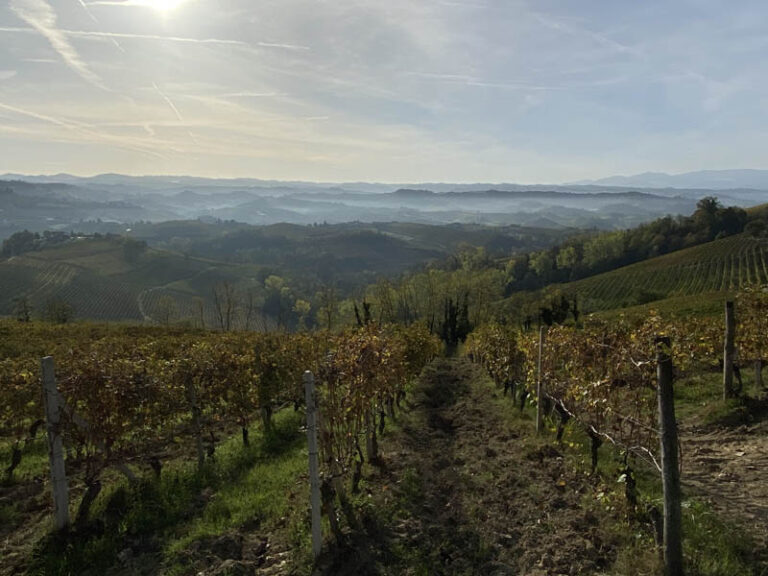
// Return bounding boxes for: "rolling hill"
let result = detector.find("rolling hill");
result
[548,233,768,313]
[0,238,265,326]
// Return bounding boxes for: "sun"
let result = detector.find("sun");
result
[145,0,188,13]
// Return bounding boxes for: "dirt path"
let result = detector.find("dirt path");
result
[322,358,625,575]
[681,407,768,564]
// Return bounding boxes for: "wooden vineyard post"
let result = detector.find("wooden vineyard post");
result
[184,379,205,470]
[41,356,70,531]
[536,325,545,434]
[656,337,683,576]
[723,300,736,400]
[303,371,322,559]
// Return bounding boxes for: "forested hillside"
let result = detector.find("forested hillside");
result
[350,200,765,330]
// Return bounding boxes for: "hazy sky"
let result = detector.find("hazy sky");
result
[0,0,766,182]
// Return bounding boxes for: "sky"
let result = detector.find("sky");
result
[0,0,767,183]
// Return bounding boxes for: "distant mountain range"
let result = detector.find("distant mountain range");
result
[2,171,768,241]
[573,169,768,190]
[5,168,768,193]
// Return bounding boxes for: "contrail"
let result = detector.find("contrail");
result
[222,92,284,98]
[153,82,183,121]
[9,0,107,89]
[68,29,310,50]
[75,0,98,23]
[0,100,168,159]
[75,0,126,53]
[0,25,310,50]
[152,82,199,145]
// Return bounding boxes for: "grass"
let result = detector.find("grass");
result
[682,499,760,576]
[595,291,729,322]
[0,435,49,482]
[482,369,764,576]
[674,367,765,427]
[26,408,311,576]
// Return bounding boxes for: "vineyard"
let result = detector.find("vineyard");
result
[0,238,267,324]
[558,234,768,311]
[469,287,766,467]
[466,287,768,573]
[0,319,440,575]
[1,285,767,574]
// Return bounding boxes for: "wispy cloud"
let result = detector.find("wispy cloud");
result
[405,71,555,91]
[1,0,766,181]
[0,100,168,158]
[0,25,309,51]
[85,0,179,6]
[9,0,107,88]
[532,12,641,58]
[221,92,285,98]
[0,100,94,129]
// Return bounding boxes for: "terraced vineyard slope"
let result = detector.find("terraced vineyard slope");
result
[0,238,265,324]
[556,234,768,311]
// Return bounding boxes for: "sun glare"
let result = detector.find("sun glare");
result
[146,0,187,13]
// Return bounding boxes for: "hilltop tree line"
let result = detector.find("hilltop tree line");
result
[1,230,146,261]
[504,197,751,292]
[356,197,765,331]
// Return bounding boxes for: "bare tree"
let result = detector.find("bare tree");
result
[212,282,238,332]
[155,295,177,326]
[195,298,206,330]
[43,297,74,324]
[13,296,32,323]
[373,279,395,324]
[317,284,337,331]
[244,289,260,331]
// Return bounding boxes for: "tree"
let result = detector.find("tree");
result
[122,238,147,263]
[694,196,721,230]
[293,299,311,330]
[154,295,177,326]
[2,230,38,258]
[194,297,206,329]
[243,289,263,331]
[212,282,238,331]
[43,297,74,324]
[440,294,471,348]
[745,219,767,238]
[13,296,32,322]
[716,206,747,237]
[316,284,338,332]
[555,245,577,270]
[354,300,372,327]
[529,251,555,281]
[263,275,294,329]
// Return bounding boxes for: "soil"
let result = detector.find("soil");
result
[317,358,629,575]
[681,396,768,566]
